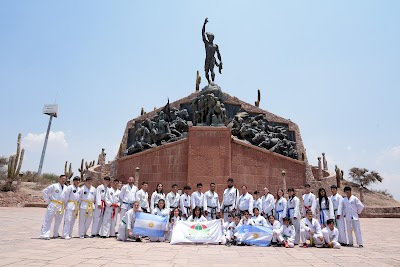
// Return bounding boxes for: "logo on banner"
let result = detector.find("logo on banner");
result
[188,223,210,236]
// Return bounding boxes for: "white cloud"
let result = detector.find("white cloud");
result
[22,131,68,152]
[375,145,400,167]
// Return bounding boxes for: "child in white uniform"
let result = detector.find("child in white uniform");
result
[316,188,334,228]
[322,219,341,249]
[252,207,267,226]
[267,215,282,246]
[279,217,295,248]
[343,186,364,248]
[187,206,208,222]
[150,199,169,242]
[167,208,181,241]
[275,189,287,225]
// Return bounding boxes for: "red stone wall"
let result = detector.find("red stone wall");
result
[231,139,306,195]
[117,139,189,192]
[117,127,307,198]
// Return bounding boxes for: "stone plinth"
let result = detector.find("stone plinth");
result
[117,126,306,197]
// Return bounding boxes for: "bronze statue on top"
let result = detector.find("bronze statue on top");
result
[202,18,223,84]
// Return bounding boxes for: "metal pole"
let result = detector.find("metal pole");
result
[38,115,53,175]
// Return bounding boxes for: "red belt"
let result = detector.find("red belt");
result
[305,206,311,210]
[111,204,118,219]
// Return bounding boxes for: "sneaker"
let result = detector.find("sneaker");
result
[40,236,50,240]
[100,236,106,239]
[359,245,363,248]
[84,234,89,238]
[65,236,71,240]
[348,244,354,247]
[135,238,142,242]
[90,235,96,238]
[302,243,307,248]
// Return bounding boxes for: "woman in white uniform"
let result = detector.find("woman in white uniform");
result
[150,199,169,242]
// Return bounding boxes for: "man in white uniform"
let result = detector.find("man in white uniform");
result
[180,185,191,220]
[221,178,239,221]
[78,177,96,238]
[287,188,301,245]
[100,179,121,238]
[300,210,324,248]
[91,176,110,237]
[261,187,275,218]
[62,176,81,240]
[136,182,149,213]
[204,182,221,220]
[191,183,204,210]
[343,186,364,248]
[119,176,138,219]
[236,185,254,216]
[302,184,316,218]
[40,175,67,240]
[166,184,180,210]
[330,185,347,245]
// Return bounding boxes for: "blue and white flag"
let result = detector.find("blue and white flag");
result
[132,212,168,237]
[237,225,273,247]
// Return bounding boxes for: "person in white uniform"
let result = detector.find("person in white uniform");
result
[316,188,334,228]
[267,214,282,245]
[222,214,233,245]
[300,210,324,248]
[78,177,96,238]
[99,179,121,238]
[62,176,80,240]
[150,183,165,213]
[191,183,204,211]
[286,188,301,244]
[253,191,262,211]
[166,184,180,210]
[252,207,267,226]
[40,175,67,240]
[187,206,208,222]
[179,185,191,221]
[117,201,141,241]
[330,185,347,245]
[322,219,341,249]
[204,182,221,220]
[236,185,254,216]
[302,184,316,218]
[91,176,111,237]
[343,186,364,248]
[238,210,255,226]
[278,217,296,248]
[226,215,240,246]
[275,189,287,225]
[261,187,275,218]
[119,177,138,220]
[167,207,181,241]
[136,182,149,213]
[151,199,170,242]
[221,178,239,221]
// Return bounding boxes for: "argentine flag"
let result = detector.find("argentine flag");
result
[237,225,273,246]
[132,212,168,237]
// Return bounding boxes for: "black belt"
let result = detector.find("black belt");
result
[170,206,177,209]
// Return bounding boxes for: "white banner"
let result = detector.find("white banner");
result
[170,219,222,244]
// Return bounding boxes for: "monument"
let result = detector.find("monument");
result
[116,18,315,197]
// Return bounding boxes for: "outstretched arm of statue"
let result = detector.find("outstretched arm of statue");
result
[202,18,208,44]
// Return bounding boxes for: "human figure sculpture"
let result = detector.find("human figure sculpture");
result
[202,18,223,84]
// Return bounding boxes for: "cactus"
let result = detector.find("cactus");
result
[64,161,73,180]
[141,107,146,116]
[5,133,25,191]
[196,70,201,92]
[255,89,261,107]
[117,142,123,158]
[78,159,95,180]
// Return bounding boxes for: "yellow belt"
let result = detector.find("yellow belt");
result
[83,200,94,217]
[68,200,79,219]
[51,200,64,215]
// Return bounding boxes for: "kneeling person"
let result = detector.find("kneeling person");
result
[117,201,141,241]
[300,210,324,248]
[322,219,341,249]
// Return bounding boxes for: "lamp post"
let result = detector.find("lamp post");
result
[134,167,140,187]
[281,170,287,198]
[38,104,58,176]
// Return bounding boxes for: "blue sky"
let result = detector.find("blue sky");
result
[1,1,399,199]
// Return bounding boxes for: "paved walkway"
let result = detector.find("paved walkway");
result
[0,207,399,267]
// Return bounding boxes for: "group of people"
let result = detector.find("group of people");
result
[39,175,364,249]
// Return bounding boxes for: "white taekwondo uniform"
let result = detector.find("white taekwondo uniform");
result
[62,183,80,239]
[40,182,67,239]
[331,192,346,244]
[179,192,191,220]
[302,192,316,218]
[236,192,254,216]
[150,191,165,213]
[150,207,170,242]
[261,193,275,218]
[119,183,138,220]
[99,187,120,237]
[343,195,364,246]
[300,217,324,246]
[78,184,96,238]
[221,186,239,221]
[203,190,220,220]
[166,191,180,209]
[278,224,296,248]
[191,191,204,210]
[287,195,301,244]
[91,184,108,236]
[322,226,341,249]
[117,208,139,241]
[136,188,149,213]
[316,197,334,228]
[275,196,287,225]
